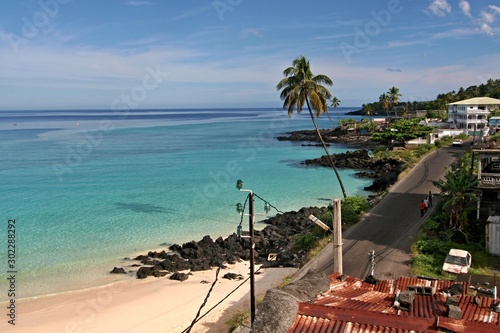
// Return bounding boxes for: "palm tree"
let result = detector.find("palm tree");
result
[363,104,373,117]
[388,86,402,118]
[330,96,341,126]
[379,93,390,115]
[432,163,478,234]
[277,55,347,198]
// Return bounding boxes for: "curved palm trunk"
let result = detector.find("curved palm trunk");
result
[305,98,347,198]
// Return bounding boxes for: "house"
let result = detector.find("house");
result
[475,142,500,255]
[447,97,500,136]
[253,271,500,333]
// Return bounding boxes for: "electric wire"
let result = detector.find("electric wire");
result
[253,192,284,214]
[182,192,284,332]
[183,266,221,333]
[181,265,266,333]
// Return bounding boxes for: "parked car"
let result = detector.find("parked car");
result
[452,139,463,146]
[442,249,472,274]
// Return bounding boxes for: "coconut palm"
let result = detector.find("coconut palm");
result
[277,55,347,198]
[379,93,390,115]
[329,96,341,127]
[363,104,373,117]
[388,86,402,117]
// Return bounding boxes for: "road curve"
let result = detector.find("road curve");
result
[294,143,469,281]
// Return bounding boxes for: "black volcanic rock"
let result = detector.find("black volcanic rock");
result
[130,206,330,279]
[110,267,126,274]
[170,272,189,281]
[303,149,404,193]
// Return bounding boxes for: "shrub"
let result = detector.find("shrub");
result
[341,196,371,229]
[292,233,318,252]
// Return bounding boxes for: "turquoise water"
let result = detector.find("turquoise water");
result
[0,108,371,299]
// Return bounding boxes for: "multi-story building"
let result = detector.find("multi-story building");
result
[448,97,500,136]
[475,145,500,255]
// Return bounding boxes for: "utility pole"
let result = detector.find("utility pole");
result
[332,198,343,274]
[235,180,256,330]
[248,191,256,329]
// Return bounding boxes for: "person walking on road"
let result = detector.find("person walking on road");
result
[428,191,433,207]
[423,197,429,213]
[419,200,426,217]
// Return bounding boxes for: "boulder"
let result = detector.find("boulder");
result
[110,267,126,274]
[170,272,189,281]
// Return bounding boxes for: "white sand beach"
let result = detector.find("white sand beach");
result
[0,262,297,333]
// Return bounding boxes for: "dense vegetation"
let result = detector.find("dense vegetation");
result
[360,78,500,115]
[370,118,434,144]
[412,148,500,278]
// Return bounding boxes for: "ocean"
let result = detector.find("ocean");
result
[0,107,372,300]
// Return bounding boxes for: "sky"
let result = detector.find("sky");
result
[0,0,499,110]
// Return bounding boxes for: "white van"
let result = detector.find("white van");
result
[442,249,472,274]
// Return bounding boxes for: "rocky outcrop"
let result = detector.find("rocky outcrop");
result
[126,207,326,279]
[277,129,376,148]
[110,267,126,274]
[303,149,405,192]
[277,129,406,193]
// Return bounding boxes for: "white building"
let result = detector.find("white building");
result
[447,97,500,136]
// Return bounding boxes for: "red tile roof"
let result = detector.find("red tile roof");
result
[288,273,500,333]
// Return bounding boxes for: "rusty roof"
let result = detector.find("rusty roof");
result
[288,273,500,333]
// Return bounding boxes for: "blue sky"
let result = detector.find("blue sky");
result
[0,0,499,110]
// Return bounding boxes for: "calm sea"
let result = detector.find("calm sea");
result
[0,107,371,300]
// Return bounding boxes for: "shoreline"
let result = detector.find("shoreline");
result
[1,261,297,332]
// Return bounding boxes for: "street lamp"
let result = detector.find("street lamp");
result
[235,179,256,329]
[235,180,276,329]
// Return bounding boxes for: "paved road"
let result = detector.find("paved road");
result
[294,143,469,281]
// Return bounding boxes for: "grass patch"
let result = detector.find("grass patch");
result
[278,274,294,288]
[225,309,250,332]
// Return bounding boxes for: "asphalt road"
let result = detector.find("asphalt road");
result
[294,142,470,281]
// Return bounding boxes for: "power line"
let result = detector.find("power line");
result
[181,265,265,333]
[182,266,222,333]
[182,191,285,332]
[253,192,284,214]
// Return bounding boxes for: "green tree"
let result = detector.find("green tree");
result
[379,93,390,115]
[388,86,402,117]
[277,55,347,198]
[370,118,433,144]
[363,103,373,117]
[329,96,341,126]
[432,163,478,233]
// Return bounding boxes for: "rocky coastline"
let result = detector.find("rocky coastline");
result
[112,206,327,280]
[278,129,405,193]
[111,129,405,281]
[277,128,375,147]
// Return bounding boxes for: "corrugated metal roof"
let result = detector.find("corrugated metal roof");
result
[487,215,500,224]
[288,273,500,333]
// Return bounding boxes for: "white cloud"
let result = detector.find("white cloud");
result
[490,5,500,15]
[481,10,495,24]
[428,0,452,17]
[481,23,494,36]
[459,0,472,18]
